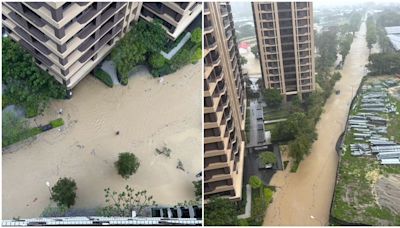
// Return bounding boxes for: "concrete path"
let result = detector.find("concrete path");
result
[100,60,120,85]
[237,184,252,219]
[161,32,191,60]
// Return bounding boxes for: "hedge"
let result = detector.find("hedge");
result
[94,68,113,88]
[50,118,64,128]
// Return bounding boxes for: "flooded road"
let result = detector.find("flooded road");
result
[264,19,371,225]
[2,63,201,219]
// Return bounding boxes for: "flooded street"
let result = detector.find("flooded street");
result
[264,19,371,225]
[2,63,201,219]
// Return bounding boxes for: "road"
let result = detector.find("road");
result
[263,18,370,225]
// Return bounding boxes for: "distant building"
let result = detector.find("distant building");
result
[385,26,400,52]
[252,2,316,101]
[204,2,246,201]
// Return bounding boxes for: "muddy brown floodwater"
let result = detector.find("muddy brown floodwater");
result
[2,63,201,219]
[264,19,372,225]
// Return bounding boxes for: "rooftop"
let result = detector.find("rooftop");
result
[385,26,400,51]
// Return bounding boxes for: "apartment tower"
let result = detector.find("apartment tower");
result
[2,2,142,89]
[252,2,315,100]
[140,2,202,40]
[204,2,246,201]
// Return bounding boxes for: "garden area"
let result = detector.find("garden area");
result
[331,76,400,225]
[109,20,202,85]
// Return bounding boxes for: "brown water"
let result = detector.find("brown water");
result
[2,63,201,219]
[264,19,372,225]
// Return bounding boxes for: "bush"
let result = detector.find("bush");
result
[263,88,283,108]
[259,152,277,165]
[115,152,140,179]
[94,68,113,88]
[50,118,64,128]
[2,111,29,147]
[264,188,273,205]
[149,53,167,69]
[41,204,68,217]
[205,197,239,225]
[249,176,263,189]
[191,48,202,64]
[50,177,77,208]
[191,28,202,45]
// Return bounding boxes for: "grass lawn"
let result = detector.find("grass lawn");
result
[332,77,400,225]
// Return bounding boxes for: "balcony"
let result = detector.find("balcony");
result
[205,36,217,50]
[204,19,214,34]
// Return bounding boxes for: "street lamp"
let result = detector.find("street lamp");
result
[46,181,52,195]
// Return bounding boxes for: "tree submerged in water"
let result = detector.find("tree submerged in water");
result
[99,185,157,217]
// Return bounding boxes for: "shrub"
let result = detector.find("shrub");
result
[171,48,191,71]
[263,88,283,108]
[2,111,29,147]
[191,28,202,45]
[149,53,167,69]
[94,68,113,88]
[115,152,140,179]
[50,177,77,208]
[264,188,273,205]
[205,197,239,225]
[50,118,64,128]
[41,204,68,217]
[259,152,277,165]
[191,48,202,64]
[249,176,263,189]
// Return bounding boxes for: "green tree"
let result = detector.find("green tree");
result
[193,180,202,201]
[50,178,77,208]
[115,152,140,179]
[171,48,191,71]
[259,152,277,165]
[149,53,167,69]
[100,185,156,217]
[288,133,312,163]
[133,20,167,54]
[249,175,263,189]
[2,38,66,117]
[367,53,400,75]
[251,46,259,58]
[315,29,338,72]
[263,88,283,108]
[240,55,248,65]
[191,27,202,45]
[366,16,377,51]
[191,48,202,64]
[2,111,28,147]
[204,197,238,226]
[339,33,353,62]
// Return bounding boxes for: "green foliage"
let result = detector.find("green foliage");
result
[149,53,167,69]
[115,152,140,179]
[367,53,400,75]
[366,16,377,50]
[100,185,156,217]
[50,177,77,208]
[259,152,276,165]
[251,46,259,58]
[50,118,64,128]
[264,188,273,205]
[263,88,283,108]
[111,20,167,84]
[191,28,202,45]
[2,38,66,117]
[171,48,191,71]
[236,24,256,40]
[2,111,29,147]
[315,29,338,71]
[193,180,202,201]
[205,197,238,226]
[240,55,248,65]
[191,48,202,64]
[288,133,312,163]
[339,33,354,62]
[349,11,362,35]
[249,176,263,189]
[41,204,68,217]
[94,68,113,88]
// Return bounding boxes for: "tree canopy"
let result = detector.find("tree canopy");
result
[191,27,202,45]
[204,197,239,226]
[2,37,66,117]
[367,53,400,75]
[263,88,283,108]
[50,178,77,208]
[249,176,263,189]
[259,152,277,165]
[114,152,140,179]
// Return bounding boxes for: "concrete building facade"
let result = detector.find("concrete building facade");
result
[204,2,246,201]
[252,2,315,100]
[140,2,202,40]
[2,2,142,89]
[2,2,202,89]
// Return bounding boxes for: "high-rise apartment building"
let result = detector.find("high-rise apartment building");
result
[140,2,202,40]
[204,2,246,201]
[2,2,202,90]
[2,2,142,89]
[252,2,315,101]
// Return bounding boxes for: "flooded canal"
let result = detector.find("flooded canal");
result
[264,19,372,225]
